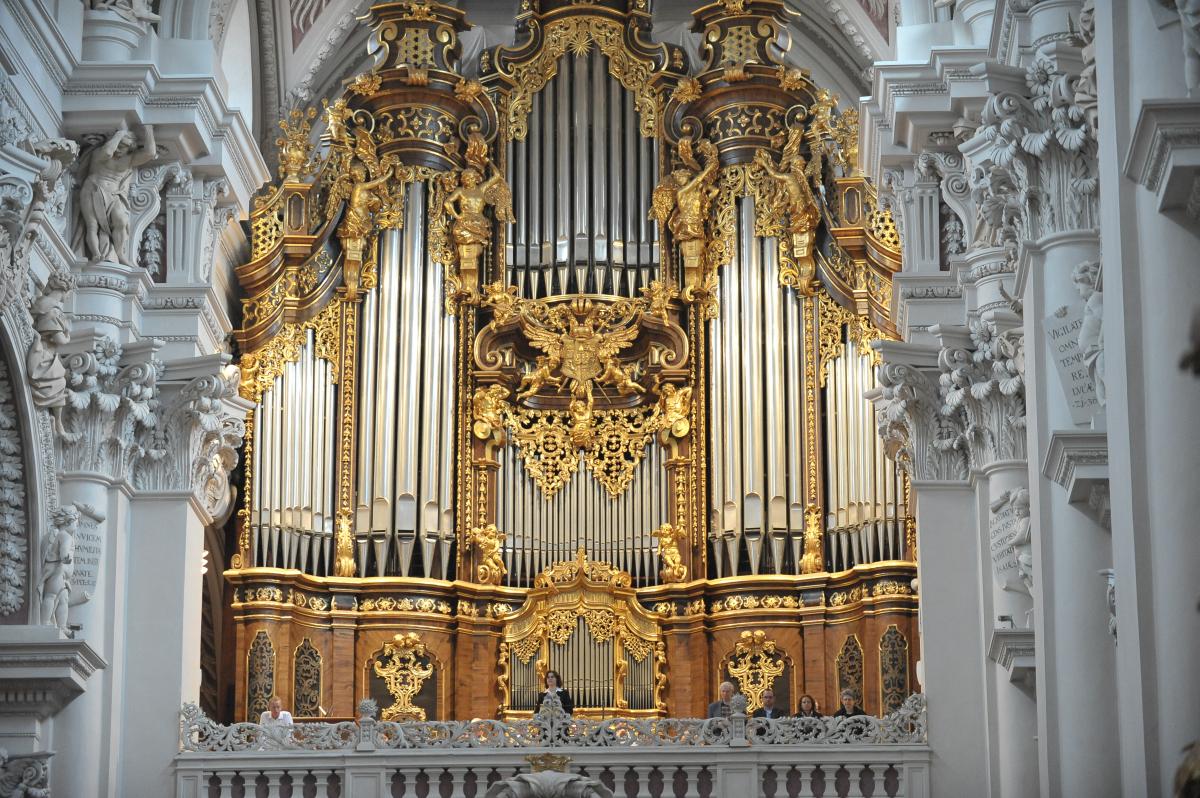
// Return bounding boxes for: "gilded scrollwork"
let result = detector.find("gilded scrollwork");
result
[726,630,785,713]
[374,633,435,721]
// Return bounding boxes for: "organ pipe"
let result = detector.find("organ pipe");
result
[823,334,909,571]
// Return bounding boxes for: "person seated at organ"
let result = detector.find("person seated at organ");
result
[795,694,822,718]
[751,688,788,718]
[833,689,866,718]
[534,669,574,715]
[707,680,736,718]
[259,696,294,727]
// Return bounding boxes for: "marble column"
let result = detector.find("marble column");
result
[115,493,207,798]
[1021,229,1118,798]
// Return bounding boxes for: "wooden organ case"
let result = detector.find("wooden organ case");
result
[225,0,919,725]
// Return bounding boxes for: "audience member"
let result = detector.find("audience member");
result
[534,669,575,715]
[751,689,787,718]
[795,694,822,718]
[832,689,866,718]
[259,696,294,726]
[707,681,735,718]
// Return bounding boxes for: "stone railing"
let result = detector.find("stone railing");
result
[175,695,930,797]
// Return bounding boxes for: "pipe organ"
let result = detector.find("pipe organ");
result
[226,0,918,725]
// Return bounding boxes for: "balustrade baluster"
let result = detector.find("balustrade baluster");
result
[263,768,284,798]
[214,769,237,798]
[631,765,653,798]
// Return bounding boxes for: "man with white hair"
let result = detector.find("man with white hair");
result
[707,681,736,718]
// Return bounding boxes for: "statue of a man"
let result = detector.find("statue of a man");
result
[78,121,156,266]
[39,505,80,630]
[86,0,160,25]
[27,272,73,435]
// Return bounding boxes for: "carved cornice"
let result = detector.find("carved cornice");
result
[0,629,106,719]
[1123,98,1200,217]
[1042,429,1109,530]
[987,627,1035,689]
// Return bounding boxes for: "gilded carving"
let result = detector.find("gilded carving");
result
[650,136,720,308]
[374,633,435,721]
[726,630,785,713]
[467,523,507,585]
[879,625,909,714]
[443,131,514,300]
[755,126,821,294]
[652,523,687,583]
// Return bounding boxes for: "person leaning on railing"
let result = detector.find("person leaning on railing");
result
[259,696,294,727]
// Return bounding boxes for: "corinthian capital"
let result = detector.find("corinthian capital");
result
[937,319,1027,468]
[133,359,247,521]
[873,361,969,482]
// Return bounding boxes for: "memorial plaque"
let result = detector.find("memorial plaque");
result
[71,517,102,605]
[988,499,1024,593]
[1045,303,1099,424]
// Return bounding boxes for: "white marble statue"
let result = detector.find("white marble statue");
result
[1072,260,1105,406]
[483,772,613,798]
[85,0,160,26]
[1007,487,1034,601]
[1180,0,1200,94]
[970,165,1021,248]
[77,121,156,266]
[26,272,73,435]
[38,505,80,630]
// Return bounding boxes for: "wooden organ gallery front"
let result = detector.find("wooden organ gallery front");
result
[225,0,919,725]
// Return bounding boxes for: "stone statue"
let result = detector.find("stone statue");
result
[1179,0,1200,94]
[443,161,513,294]
[1007,487,1034,601]
[78,121,156,266]
[26,271,73,435]
[970,165,1022,248]
[1072,260,1104,406]
[85,0,160,26]
[38,505,80,630]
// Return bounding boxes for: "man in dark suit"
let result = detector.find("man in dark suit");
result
[751,689,787,719]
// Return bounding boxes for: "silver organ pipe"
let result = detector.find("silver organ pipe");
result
[823,334,909,570]
[709,198,821,576]
[251,337,337,574]
[496,444,668,588]
[506,53,658,298]
[252,181,457,579]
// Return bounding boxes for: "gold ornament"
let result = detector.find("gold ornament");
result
[374,633,435,721]
[275,107,318,182]
[472,384,509,439]
[467,523,506,585]
[754,126,821,295]
[650,137,720,304]
[443,132,514,297]
[727,630,785,713]
[652,523,687,583]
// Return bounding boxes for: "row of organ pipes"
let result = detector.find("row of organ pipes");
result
[504,51,659,299]
[353,183,457,579]
[251,332,337,574]
[823,334,908,570]
[495,441,669,588]
[708,197,807,577]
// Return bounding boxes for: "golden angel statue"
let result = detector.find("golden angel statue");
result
[467,523,506,585]
[443,154,514,295]
[755,126,822,294]
[650,137,720,297]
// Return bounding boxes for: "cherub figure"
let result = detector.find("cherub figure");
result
[755,128,822,293]
[517,354,563,401]
[653,523,688,583]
